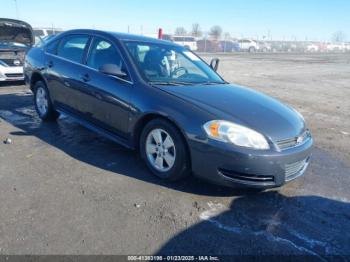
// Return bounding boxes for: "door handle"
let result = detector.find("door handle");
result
[80,73,91,82]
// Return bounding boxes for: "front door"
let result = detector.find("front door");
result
[75,37,132,138]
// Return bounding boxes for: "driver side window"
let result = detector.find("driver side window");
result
[87,37,128,79]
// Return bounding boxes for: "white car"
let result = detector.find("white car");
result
[326,43,345,52]
[33,27,64,38]
[238,39,260,53]
[0,18,34,82]
[34,28,64,45]
[306,44,319,52]
[238,39,259,52]
[173,36,198,51]
[257,41,271,52]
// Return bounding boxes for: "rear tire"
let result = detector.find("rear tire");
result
[33,81,59,121]
[249,46,256,53]
[140,118,190,181]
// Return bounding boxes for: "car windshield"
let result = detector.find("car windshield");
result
[124,41,225,85]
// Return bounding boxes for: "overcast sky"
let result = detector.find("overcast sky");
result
[1,0,349,41]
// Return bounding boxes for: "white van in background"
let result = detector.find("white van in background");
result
[33,28,64,45]
[33,28,64,38]
[173,36,198,51]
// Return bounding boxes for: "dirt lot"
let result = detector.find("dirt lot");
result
[0,53,350,258]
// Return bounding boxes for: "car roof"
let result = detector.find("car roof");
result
[61,29,178,46]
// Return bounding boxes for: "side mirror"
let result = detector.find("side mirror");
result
[99,64,127,78]
[210,58,220,72]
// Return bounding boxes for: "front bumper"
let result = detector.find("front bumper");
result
[0,66,24,81]
[189,136,313,189]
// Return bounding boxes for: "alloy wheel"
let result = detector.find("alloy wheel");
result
[146,128,176,172]
[36,87,49,116]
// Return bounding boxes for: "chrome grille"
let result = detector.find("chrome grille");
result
[5,73,23,78]
[276,130,311,150]
[0,51,16,58]
[285,158,309,181]
[0,59,23,66]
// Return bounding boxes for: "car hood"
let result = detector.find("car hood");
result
[0,18,34,47]
[158,84,305,141]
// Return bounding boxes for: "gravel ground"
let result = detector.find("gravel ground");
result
[0,53,349,258]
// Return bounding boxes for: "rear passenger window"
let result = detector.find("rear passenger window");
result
[57,35,89,63]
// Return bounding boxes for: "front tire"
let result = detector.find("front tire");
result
[33,81,59,121]
[140,119,190,181]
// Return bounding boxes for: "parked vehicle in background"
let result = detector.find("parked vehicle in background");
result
[269,41,305,53]
[238,39,259,52]
[34,28,64,46]
[33,27,64,38]
[173,36,197,51]
[24,29,313,189]
[197,39,220,52]
[34,34,59,47]
[326,43,345,52]
[218,40,240,52]
[257,41,271,52]
[160,34,173,42]
[0,18,34,82]
[306,43,319,52]
[344,43,350,52]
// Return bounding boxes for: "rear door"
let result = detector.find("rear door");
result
[74,36,132,138]
[45,34,91,114]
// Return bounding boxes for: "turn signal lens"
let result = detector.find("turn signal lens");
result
[208,121,220,137]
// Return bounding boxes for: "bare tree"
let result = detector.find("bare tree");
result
[175,27,187,36]
[191,23,202,37]
[332,31,346,43]
[209,25,223,40]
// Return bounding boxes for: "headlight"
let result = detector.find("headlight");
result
[203,120,270,150]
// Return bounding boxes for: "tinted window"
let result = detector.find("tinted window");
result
[87,38,124,71]
[46,39,59,54]
[57,35,89,63]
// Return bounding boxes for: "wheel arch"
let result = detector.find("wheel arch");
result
[29,72,47,92]
[132,113,192,167]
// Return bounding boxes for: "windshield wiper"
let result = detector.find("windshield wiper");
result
[149,81,194,86]
[198,81,227,85]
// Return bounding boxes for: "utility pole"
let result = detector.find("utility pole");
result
[13,0,19,19]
